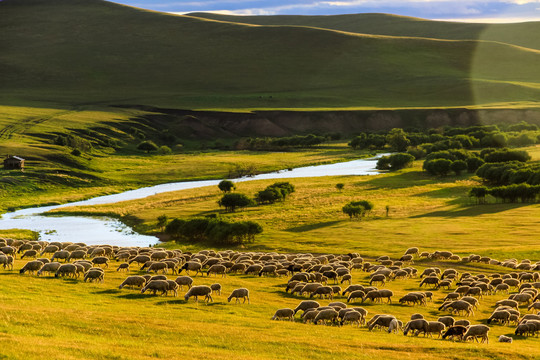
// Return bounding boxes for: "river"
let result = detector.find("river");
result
[0,155,385,247]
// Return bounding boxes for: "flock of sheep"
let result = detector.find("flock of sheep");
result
[2,238,540,345]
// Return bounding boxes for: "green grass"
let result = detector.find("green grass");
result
[1,0,539,110]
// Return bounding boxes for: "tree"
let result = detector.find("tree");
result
[218,193,252,212]
[423,158,452,176]
[137,140,159,153]
[377,153,414,171]
[469,186,488,204]
[451,160,467,175]
[218,180,236,193]
[158,145,172,154]
[342,203,365,219]
[336,183,344,191]
[386,128,411,152]
[156,215,168,231]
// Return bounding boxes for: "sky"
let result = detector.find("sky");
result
[110,0,540,23]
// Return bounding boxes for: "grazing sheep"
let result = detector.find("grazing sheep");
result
[20,250,38,259]
[258,265,277,277]
[299,283,322,297]
[227,288,250,304]
[91,256,109,268]
[128,254,151,265]
[443,293,460,302]
[403,319,429,336]
[495,299,519,310]
[40,245,59,256]
[494,283,510,294]
[207,264,227,277]
[19,260,44,275]
[245,264,264,275]
[210,283,222,295]
[185,285,213,303]
[498,335,513,343]
[313,309,339,325]
[426,321,446,338]
[141,280,169,296]
[510,293,533,306]
[404,247,419,257]
[442,325,468,341]
[67,250,87,261]
[370,274,386,286]
[37,262,61,276]
[146,261,168,274]
[454,319,470,327]
[55,263,77,278]
[340,274,352,285]
[368,314,396,332]
[116,263,129,272]
[84,269,105,283]
[528,301,540,314]
[293,300,320,315]
[340,310,362,327]
[302,309,320,324]
[310,286,333,300]
[166,280,179,297]
[399,293,424,306]
[410,313,424,320]
[51,250,70,262]
[272,308,294,321]
[342,284,365,296]
[463,324,490,343]
[150,251,168,261]
[487,310,511,325]
[438,316,455,328]
[419,276,439,288]
[119,275,147,289]
[180,261,204,276]
[0,255,13,270]
[439,300,474,317]
[174,276,194,290]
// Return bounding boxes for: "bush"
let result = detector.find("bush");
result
[342,203,364,219]
[466,157,485,173]
[255,182,295,204]
[376,153,414,171]
[71,149,81,156]
[386,128,410,152]
[483,149,531,163]
[451,160,467,175]
[137,140,159,153]
[218,180,236,193]
[423,158,452,176]
[336,183,344,191]
[158,145,172,154]
[217,193,253,212]
[469,186,489,204]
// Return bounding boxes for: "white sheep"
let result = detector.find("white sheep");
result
[227,288,250,304]
[272,308,294,321]
[184,285,213,303]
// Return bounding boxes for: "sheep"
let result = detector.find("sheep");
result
[313,309,339,325]
[495,299,519,310]
[442,325,468,341]
[310,286,333,300]
[443,293,460,302]
[368,315,396,332]
[461,296,480,310]
[399,293,424,306]
[206,264,227,277]
[141,280,169,296]
[180,261,204,276]
[369,274,386,286]
[487,310,511,325]
[146,261,168,274]
[299,283,322,297]
[272,308,294,321]
[463,324,490,343]
[339,310,362,327]
[419,276,439,288]
[227,288,250,304]
[245,264,264,276]
[174,276,193,290]
[293,300,320,315]
[258,265,277,277]
[51,250,70,262]
[150,251,168,261]
[510,293,533,306]
[378,289,393,303]
[438,316,455,328]
[119,275,147,289]
[67,250,87,261]
[37,262,61,276]
[426,321,446,338]
[498,335,513,343]
[19,260,44,275]
[302,309,320,324]
[528,301,540,314]
[404,247,419,257]
[91,256,109,268]
[494,283,510,294]
[210,283,222,295]
[84,269,105,283]
[185,285,213,303]
[20,250,38,259]
[55,263,77,278]
[166,280,179,297]
[116,263,129,272]
[0,255,13,270]
[340,274,352,284]
[403,319,429,336]
[439,300,474,317]
[342,284,365,296]
[128,254,151,265]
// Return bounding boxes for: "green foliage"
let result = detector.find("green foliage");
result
[71,149,81,156]
[406,146,427,159]
[488,184,540,203]
[137,140,159,153]
[236,134,326,150]
[423,158,452,176]
[466,157,485,173]
[335,183,344,191]
[469,186,489,204]
[165,217,262,245]
[218,193,253,212]
[386,128,410,152]
[156,214,168,231]
[218,180,236,193]
[158,145,172,154]
[342,199,374,219]
[482,148,531,163]
[54,134,93,152]
[255,182,295,205]
[450,160,467,175]
[476,162,540,185]
[376,153,414,171]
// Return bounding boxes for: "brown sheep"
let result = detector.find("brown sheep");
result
[272,308,294,321]
[463,324,490,343]
[119,276,146,289]
[141,280,169,296]
[227,288,250,304]
[293,300,320,315]
[175,276,193,290]
[403,319,429,336]
[19,260,43,275]
[426,321,446,338]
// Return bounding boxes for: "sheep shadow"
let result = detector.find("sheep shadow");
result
[117,293,148,300]
[93,289,121,295]
[155,299,186,305]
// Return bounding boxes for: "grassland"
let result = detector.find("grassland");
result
[1,0,539,110]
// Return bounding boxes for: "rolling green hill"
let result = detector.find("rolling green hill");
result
[189,12,540,51]
[1,0,539,110]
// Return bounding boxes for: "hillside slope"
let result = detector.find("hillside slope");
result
[0,0,539,110]
[189,12,540,51]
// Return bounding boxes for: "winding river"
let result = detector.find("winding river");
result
[0,155,386,247]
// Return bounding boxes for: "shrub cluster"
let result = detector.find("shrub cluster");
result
[342,200,374,219]
[376,153,414,171]
[255,182,295,204]
[422,149,483,176]
[476,162,540,186]
[470,184,540,203]
[235,134,326,150]
[54,134,93,152]
[165,218,263,245]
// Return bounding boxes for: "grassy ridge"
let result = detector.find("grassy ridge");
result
[189,13,540,50]
[1,0,539,110]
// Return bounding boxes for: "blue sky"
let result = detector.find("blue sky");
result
[111,0,540,22]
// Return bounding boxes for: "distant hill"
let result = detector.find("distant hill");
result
[1,0,539,110]
[189,13,540,51]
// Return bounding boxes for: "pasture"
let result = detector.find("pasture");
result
[0,242,539,360]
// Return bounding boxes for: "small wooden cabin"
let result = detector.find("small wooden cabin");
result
[4,155,25,170]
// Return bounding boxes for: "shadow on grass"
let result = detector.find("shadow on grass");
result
[93,289,121,295]
[117,293,147,300]
[285,220,343,233]
[410,203,531,219]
